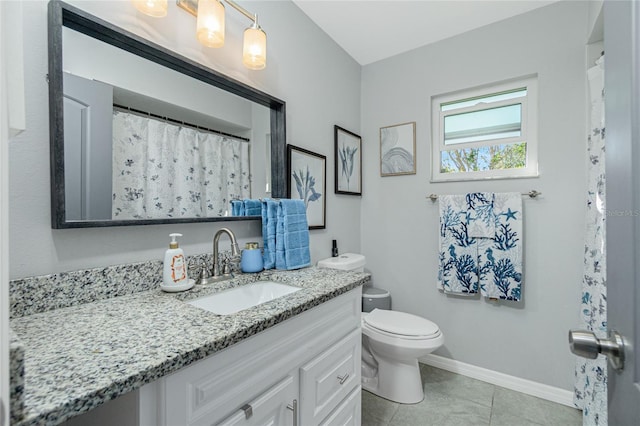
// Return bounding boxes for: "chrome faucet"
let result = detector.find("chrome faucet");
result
[212,228,240,279]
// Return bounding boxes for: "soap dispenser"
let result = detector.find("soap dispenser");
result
[161,233,193,292]
[241,242,264,273]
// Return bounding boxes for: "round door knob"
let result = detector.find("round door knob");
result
[568,330,600,359]
[568,329,625,371]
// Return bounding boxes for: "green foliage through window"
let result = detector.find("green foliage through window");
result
[440,143,527,173]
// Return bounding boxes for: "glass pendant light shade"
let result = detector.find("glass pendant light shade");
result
[242,25,267,70]
[132,0,168,18]
[197,0,225,48]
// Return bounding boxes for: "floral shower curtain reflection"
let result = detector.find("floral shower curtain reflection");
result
[111,111,250,219]
[574,55,607,426]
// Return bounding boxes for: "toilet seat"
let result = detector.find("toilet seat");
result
[362,309,441,341]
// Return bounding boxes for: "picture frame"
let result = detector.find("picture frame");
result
[380,121,416,176]
[287,145,326,229]
[334,125,362,196]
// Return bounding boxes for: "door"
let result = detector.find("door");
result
[0,2,12,424]
[63,72,113,221]
[603,0,640,423]
[569,1,640,423]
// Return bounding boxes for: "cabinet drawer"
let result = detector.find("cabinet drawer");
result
[300,328,361,425]
[217,374,297,426]
[319,386,361,426]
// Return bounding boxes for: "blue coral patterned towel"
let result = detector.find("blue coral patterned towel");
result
[438,194,480,295]
[261,198,278,269]
[243,199,262,216]
[478,192,523,301]
[438,192,524,301]
[275,199,311,270]
[466,192,495,238]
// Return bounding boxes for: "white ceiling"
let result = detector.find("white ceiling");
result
[292,0,559,65]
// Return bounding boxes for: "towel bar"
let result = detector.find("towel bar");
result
[426,190,541,202]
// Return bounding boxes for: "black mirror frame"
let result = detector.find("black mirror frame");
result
[48,0,286,228]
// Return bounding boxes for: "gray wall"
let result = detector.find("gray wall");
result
[360,1,587,391]
[9,0,361,278]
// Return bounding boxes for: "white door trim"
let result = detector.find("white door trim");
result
[0,2,11,423]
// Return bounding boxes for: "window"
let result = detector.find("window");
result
[431,76,538,182]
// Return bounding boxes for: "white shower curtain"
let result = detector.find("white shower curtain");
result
[574,55,607,426]
[112,111,250,219]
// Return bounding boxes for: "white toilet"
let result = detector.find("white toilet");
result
[318,253,445,404]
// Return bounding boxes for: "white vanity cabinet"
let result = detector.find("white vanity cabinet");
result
[139,287,362,426]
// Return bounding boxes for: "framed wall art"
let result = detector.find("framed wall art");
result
[287,145,326,229]
[334,125,362,196]
[380,121,416,176]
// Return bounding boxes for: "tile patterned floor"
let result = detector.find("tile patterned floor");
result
[362,364,582,426]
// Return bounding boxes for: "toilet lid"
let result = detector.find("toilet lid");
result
[363,309,440,337]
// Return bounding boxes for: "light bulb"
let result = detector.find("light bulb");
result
[132,0,167,18]
[243,25,266,70]
[197,0,225,48]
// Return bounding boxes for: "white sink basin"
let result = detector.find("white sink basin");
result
[187,281,301,315]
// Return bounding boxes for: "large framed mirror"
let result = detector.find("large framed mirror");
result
[48,0,286,228]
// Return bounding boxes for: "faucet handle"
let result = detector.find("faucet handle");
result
[198,261,210,285]
[221,258,232,276]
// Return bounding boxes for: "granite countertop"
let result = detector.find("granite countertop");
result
[10,267,369,426]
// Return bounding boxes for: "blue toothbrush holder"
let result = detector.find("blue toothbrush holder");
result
[241,242,264,273]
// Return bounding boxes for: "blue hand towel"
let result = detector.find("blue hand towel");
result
[231,200,243,216]
[261,198,278,269]
[244,199,262,216]
[275,199,311,270]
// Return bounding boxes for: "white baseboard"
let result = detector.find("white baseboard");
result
[420,354,576,408]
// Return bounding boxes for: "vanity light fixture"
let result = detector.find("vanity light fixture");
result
[184,0,267,70]
[135,0,267,70]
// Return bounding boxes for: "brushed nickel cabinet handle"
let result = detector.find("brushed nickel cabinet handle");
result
[286,399,298,426]
[337,373,349,384]
[241,403,253,419]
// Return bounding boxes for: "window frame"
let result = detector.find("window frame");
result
[431,75,538,182]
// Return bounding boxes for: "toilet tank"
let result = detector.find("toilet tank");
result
[317,253,366,272]
[362,287,391,312]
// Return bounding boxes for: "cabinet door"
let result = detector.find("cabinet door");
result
[300,329,361,425]
[319,387,361,426]
[217,374,297,426]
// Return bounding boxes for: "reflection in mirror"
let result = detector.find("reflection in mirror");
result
[63,26,270,220]
[48,1,286,228]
